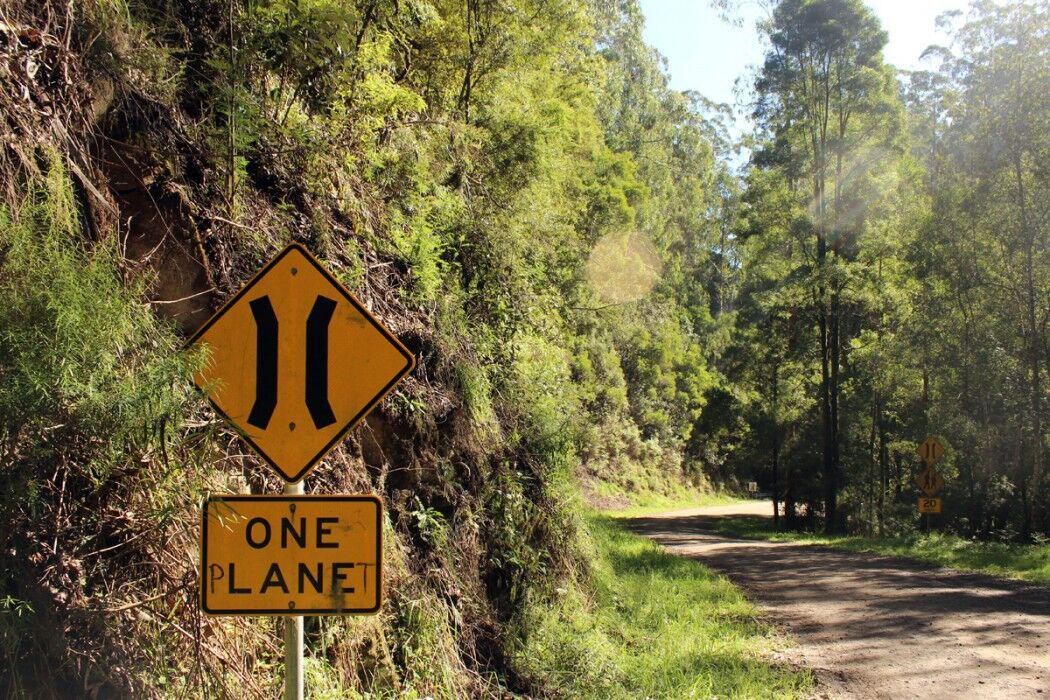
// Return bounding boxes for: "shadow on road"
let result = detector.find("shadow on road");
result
[628,514,1050,618]
[625,510,1050,699]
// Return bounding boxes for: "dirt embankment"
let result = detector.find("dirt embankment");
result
[630,503,1050,699]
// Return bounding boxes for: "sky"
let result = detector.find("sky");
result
[638,0,970,138]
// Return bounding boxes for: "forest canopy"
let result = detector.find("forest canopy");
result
[0,0,1046,696]
[727,0,1049,541]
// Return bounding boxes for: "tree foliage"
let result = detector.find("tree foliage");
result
[0,0,740,694]
[732,0,1050,541]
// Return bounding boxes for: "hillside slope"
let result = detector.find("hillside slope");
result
[0,0,738,696]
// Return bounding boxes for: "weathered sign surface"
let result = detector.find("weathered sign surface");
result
[187,244,414,482]
[915,436,945,466]
[201,495,382,615]
[917,497,942,514]
[915,465,945,497]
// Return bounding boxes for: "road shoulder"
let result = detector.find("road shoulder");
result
[628,504,1050,699]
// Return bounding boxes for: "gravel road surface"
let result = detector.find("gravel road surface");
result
[628,503,1050,699]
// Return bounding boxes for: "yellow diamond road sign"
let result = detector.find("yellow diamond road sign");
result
[916,465,945,497]
[916,436,945,466]
[201,494,382,615]
[188,244,414,482]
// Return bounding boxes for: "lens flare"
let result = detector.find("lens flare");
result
[586,232,663,304]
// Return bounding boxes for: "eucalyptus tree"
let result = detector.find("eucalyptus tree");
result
[919,1,1050,537]
[733,163,818,526]
[751,0,901,531]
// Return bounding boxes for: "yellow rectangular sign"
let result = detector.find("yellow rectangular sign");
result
[201,495,382,615]
[918,497,942,514]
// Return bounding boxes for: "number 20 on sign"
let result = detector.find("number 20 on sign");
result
[918,497,942,515]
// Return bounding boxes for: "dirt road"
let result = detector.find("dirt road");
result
[628,503,1050,699]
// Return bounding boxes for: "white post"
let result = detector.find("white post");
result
[284,480,304,700]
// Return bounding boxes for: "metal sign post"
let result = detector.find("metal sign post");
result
[189,244,412,699]
[914,436,946,531]
[284,481,304,700]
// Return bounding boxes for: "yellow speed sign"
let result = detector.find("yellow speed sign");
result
[917,497,942,514]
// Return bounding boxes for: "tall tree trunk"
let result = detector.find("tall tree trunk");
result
[1017,419,1030,540]
[458,0,479,122]
[785,426,797,529]
[868,394,878,535]
[825,292,841,534]
[817,178,832,533]
[772,361,780,528]
[878,400,888,537]
[819,310,833,528]
[1015,154,1040,540]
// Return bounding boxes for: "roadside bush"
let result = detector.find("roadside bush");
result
[0,160,204,695]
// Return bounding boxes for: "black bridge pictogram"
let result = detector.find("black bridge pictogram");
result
[247,294,338,430]
[305,295,337,428]
[248,296,278,429]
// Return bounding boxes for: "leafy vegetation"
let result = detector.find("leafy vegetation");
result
[0,0,748,695]
[719,0,1050,543]
[0,0,1047,695]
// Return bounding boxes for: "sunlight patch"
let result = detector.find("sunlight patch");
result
[587,232,663,304]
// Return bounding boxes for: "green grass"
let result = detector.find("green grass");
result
[587,472,742,519]
[602,491,743,519]
[604,495,743,522]
[714,516,1050,587]
[512,514,811,699]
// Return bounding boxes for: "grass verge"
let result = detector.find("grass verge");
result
[512,514,812,699]
[601,491,743,519]
[714,516,1050,587]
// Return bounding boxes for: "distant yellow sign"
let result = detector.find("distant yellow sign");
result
[187,244,415,482]
[915,465,945,496]
[201,495,382,615]
[918,497,942,514]
[915,436,945,466]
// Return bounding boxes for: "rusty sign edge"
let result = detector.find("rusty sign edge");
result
[184,243,416,482]
[199,493,384,616]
